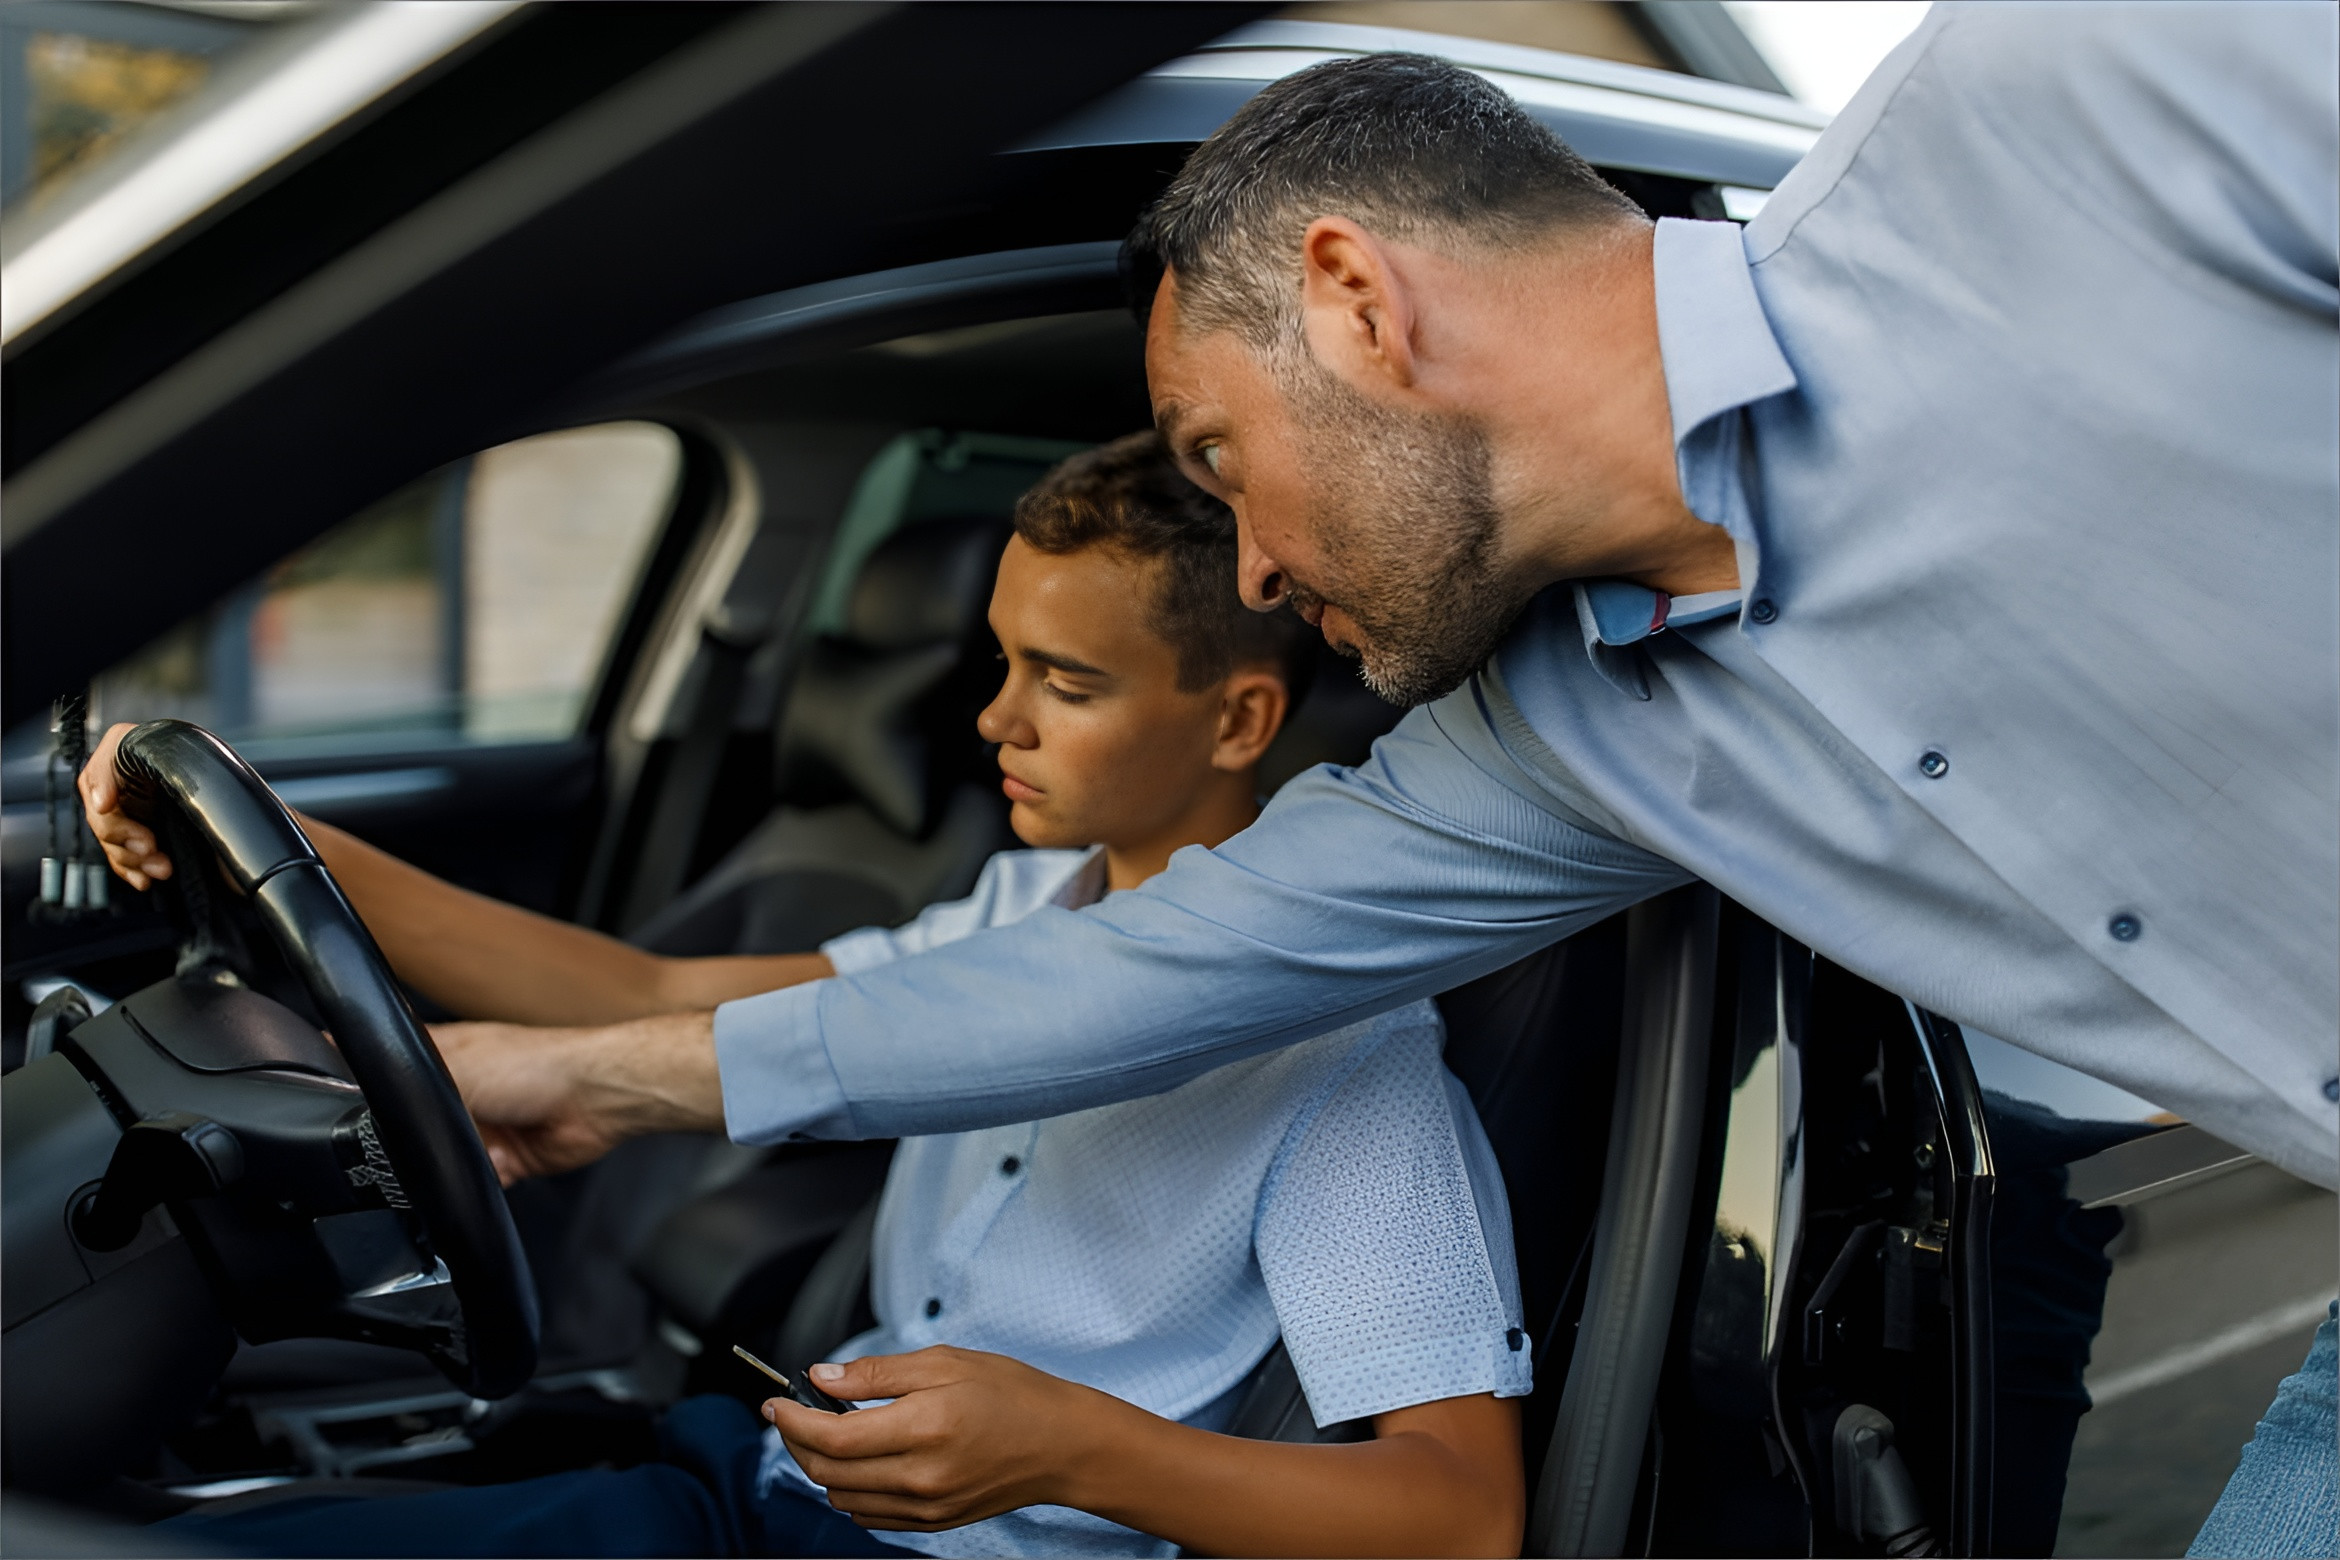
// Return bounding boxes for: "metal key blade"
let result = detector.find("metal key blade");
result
[731,1344,794,1392]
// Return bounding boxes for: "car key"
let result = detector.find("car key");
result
[732,1344,854,1413]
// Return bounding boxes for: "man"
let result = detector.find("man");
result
[157,436,1530,1558]
[90,3,2337,1548]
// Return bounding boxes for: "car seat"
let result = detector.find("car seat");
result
[627,515,1017,959]
[526,514,1017,1376]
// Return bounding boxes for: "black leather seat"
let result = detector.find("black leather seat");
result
[630,516,1016,960]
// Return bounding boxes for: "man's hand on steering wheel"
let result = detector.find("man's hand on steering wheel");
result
[79,721,177,890]
[434,1013,730,1186]
[432,1021,634,1185]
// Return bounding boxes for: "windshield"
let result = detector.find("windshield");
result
[0,2,516,348]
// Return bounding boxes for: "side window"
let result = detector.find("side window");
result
[92,422,681,750]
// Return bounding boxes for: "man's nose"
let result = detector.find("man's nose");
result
[1237,529,1290,613]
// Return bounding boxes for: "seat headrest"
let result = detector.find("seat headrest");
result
[779,642,958,835]
[845,518,1010,651]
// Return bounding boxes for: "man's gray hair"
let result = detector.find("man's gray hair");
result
[1123,52,1646,353]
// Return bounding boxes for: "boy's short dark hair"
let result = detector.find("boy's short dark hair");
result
[1013,432,1316,705]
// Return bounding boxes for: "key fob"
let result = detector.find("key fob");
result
[732,1344,854,1414]
[787,1370,854,1415]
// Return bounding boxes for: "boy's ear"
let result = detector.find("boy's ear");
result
[1210,668,1290,774]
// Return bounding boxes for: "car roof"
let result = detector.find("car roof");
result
[1036,20,1825,187]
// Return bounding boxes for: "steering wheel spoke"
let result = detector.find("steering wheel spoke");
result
[57,721,539,1398]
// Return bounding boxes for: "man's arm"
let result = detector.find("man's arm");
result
[770,1347,1523,1558]
[425,675,1680,1168]
[78,723,830,1025]
[718,682,1689,1144]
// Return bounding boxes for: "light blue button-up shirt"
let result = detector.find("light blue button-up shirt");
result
[754,846,1529,1559]
[716,4,2339,1185]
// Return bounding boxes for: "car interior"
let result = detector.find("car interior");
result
[2,155,2044,1557]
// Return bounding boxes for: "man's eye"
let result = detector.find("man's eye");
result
[1201,444,1223,476]
[1045,682,1089,705]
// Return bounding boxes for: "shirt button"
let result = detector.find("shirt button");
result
[1000,1156,1021,1176]
[924,1297,942,1318]
[1919,750,1949,779]
[1505,1327,1525,1353]
[2108,912,2142,943]
[1748,598,1778,624]
[2324,1076,2339,1104]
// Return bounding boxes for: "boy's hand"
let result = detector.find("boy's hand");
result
[78,722,174,890]
[768,1347,1128,1531]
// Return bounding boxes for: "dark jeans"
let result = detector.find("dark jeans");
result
[1990,1161,2127,1557]
[162,1396,916,1558]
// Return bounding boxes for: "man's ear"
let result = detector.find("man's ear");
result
[1299,217,1419,391]
[1211,668,1290,774]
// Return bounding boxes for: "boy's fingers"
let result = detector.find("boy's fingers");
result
[810,1347,958,1402]
[815,1488,952,1529]
[78,724,136,813]
[97,834,170,886]
[781,1440,940,1504]
[80,726,177,886]
[767,1396,924,1464]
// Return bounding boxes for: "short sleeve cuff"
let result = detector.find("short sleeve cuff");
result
[713,982,856,1145]
[819,925,901,977]
[1290,1329,1535,1428]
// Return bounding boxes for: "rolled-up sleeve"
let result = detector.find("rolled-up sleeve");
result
[716,677,1689,1144]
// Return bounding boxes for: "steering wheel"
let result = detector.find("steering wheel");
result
[103,719,537,1397]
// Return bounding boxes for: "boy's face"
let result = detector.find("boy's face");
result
[978,536,1280,854]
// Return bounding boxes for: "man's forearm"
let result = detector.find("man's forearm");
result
[729,718,1682,1144]
[570,1010,730,1137]
[1060,1392,1523,1558]
[302,815,829,1024]
[442,1009,729,1182]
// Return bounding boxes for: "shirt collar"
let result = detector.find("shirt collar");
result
[1052,846,1109,911]
[1650,216,1799,462]
[1564,220,1795,698]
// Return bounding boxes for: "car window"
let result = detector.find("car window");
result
[91,422,681,752]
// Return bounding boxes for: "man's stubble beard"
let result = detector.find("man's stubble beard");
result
[1281,356,1536,708]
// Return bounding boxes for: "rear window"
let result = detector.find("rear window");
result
[90,421,681,751]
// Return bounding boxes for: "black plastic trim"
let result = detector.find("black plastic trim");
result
[1905,1002,1996,1558]
[1534,884,1720,1556]
[577,241,1125,412]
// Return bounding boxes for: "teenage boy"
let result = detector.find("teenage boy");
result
[142,434,1531,1559]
